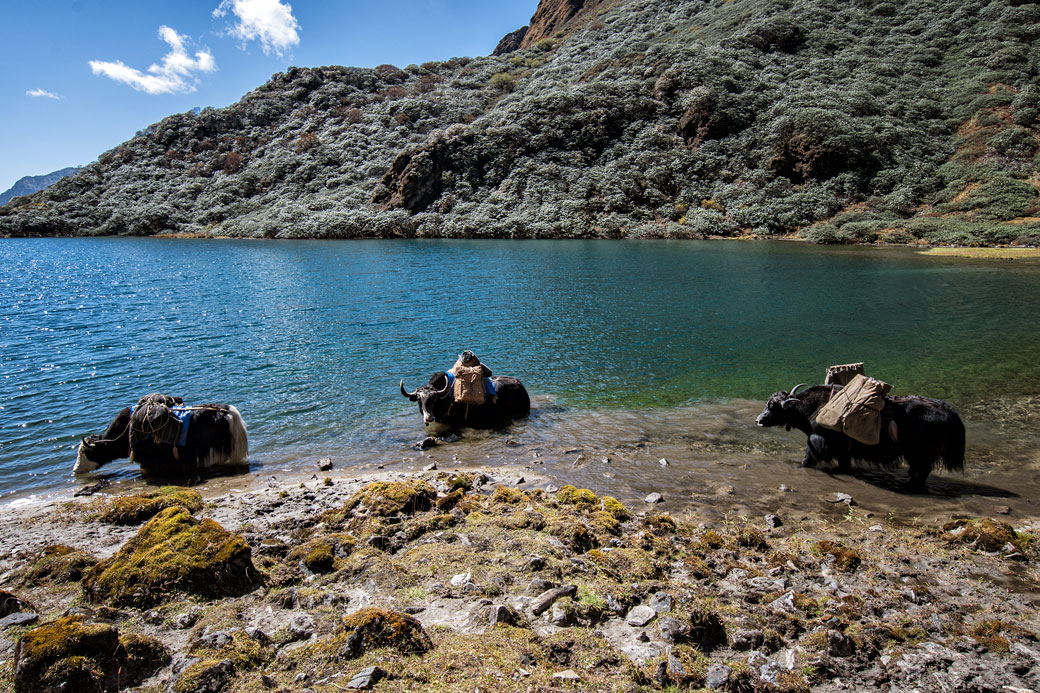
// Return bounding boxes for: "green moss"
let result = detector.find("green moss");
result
[346,480,436,516]
[588,547,661,580]
[438,472,475,492]
[737,526,768,550]
[340,608,432,657]
[814,540,862,572]
[23,544,97,585]
[599,496,631,521]
[83,506,259,607]
[589,511,621,536]
[700,529,727,549]
[172,658,234,693]
[287,534,355,574]
[98,486,203,525]
[556,485,598,508]
[435,488,464,511]
[943,518,1024,553]
[489,485,529,504]
[14,616,167,692]
[644,514,678,535]
[545,515,598,553]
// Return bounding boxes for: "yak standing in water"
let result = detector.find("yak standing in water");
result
[75,394,248,475]
[756,384,965,491]
[400,372,530,428]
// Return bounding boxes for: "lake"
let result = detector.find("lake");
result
[2,238,1040,507]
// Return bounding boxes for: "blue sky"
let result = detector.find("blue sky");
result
[0,0,536,193]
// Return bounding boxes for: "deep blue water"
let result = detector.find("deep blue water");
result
[2,238,1039,499]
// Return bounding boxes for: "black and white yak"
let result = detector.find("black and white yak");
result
[400,372,531,429]
[75,395,248,475]
[756,384,965,491]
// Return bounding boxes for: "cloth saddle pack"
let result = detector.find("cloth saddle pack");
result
[451,365,489,405]
[129,394,190,448]
[815,373,892,445]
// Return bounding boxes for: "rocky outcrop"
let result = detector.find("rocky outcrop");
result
[493,26,529,56]
[2,0,1038,245]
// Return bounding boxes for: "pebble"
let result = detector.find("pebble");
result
[705,664,732,689]
[346,666,385,690]
[827,629,857,658]
[995,505,1012,515]
[645,492,664,504]
[658,616,691,643]
[764,514,783,529]
[552,670,580,681]
[546,484,559,493]
[626,604,656,627]
[827,493,855,505]
[317,458,333,471]
[779,484,793,492]
[659,458,669,466]
[648,591,672,613]
[450,572,472,587]
[417,437,438,450]
[423,462,438,471]
[0,612,37,628]
[528,555,545,571]
[488,605,515,626]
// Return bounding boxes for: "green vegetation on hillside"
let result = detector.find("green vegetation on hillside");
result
[2,0,1039,245]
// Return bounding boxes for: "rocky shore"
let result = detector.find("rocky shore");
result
[0,463,1038,692]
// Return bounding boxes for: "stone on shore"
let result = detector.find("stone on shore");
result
[82,506,259,607]
[14,616,168,693]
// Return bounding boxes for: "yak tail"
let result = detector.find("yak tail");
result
[939,410,966,473]
[226,405,249,465]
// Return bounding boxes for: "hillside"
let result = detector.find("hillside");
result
[0,167,81,206]
[2,0,1040,244]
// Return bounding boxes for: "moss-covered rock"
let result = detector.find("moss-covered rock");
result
[556,485,597,508]
[340,608,432,657]
[14,616,168,692]
[943,518,1025,554]
[599,496,631,521]
[545,515,598,554]
[346,480,436,516]
[22,544,97,585]
[98,486,203,525]
[287,534,356,574]
[489,485,529,504]
[82,506,259,607]
[814,540,862,572]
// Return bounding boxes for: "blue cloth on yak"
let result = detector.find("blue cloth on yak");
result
[442,371,497,397]
[129,404,191,447]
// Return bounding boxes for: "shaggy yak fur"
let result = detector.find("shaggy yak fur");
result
[400,372,530,429]
[756,384,965,491]
[75,397,248,475]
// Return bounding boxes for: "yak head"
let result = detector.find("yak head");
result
[400,374,452,426]
[755,384,807,430]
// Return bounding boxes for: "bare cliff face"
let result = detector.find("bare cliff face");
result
[2,0,1039,245]
[493,0,614,56]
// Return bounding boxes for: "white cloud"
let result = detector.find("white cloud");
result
[213,0,300,56]
[89,26,216,95]
[26,88,61,100]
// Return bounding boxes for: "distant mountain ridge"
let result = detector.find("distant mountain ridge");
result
[2,0,1039,245]
[0,167,81,206]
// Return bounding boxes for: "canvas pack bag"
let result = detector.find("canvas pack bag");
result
[815,373,892,445]
[452,364,487,405]
[825,362,865,387]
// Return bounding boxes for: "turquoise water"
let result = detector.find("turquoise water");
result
[2,238,1039,499]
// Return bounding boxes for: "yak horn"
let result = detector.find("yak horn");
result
[788,383,808,397]
[436,377,452,395]
[400,380,417,399]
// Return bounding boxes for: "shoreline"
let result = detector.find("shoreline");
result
[1,462,1038,691]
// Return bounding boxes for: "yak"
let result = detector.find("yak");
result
[756,384,965,491]
[400,372,530,428]
[75,394,248,475]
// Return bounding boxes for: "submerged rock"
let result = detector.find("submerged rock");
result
[82,506,259,607]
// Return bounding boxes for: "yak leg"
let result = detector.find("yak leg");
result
[906,459,930,493]
[800,433,826,468]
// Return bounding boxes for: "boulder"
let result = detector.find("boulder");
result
[82,506,259,607]
[14,616,168,693]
